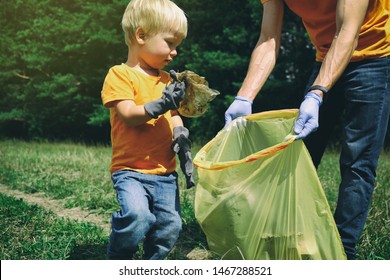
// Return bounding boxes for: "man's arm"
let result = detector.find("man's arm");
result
[294,0,370,139]
[224,0,284,126]
[310,0,370,97]
[237,0,284,101]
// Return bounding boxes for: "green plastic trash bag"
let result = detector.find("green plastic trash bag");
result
[193,109,346,260]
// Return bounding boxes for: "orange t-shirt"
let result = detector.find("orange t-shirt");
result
[101,64,176,175]
[261,0,390,61]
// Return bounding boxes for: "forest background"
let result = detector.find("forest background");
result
[1,0,389,146]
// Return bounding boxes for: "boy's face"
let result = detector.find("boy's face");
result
[138,31,184,71]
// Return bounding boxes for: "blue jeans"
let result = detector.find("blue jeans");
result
[107,170,181,260]
[304,56,390,259]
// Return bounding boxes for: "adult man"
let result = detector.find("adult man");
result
[225,0,389,259]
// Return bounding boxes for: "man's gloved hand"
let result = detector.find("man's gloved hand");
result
[294,92,323,140]
[144,70,185,119]
[224,96,253,127]
[172,126,195,189]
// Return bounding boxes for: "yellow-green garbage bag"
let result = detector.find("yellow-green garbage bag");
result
[193,109,346,260]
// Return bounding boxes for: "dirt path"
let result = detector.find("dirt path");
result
[0,183,111,234]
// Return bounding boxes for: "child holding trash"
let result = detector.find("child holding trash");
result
[101,0,194,260]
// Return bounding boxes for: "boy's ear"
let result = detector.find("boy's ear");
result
[135,28,146,45]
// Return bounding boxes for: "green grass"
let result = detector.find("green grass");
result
[0,139,388,260]
[0,140,116,214]
[0,193,107,260]
[317,148,390,260]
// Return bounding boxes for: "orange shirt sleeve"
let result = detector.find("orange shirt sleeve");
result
[101,66,135,108]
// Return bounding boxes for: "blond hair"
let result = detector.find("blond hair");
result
[122,0,188,46]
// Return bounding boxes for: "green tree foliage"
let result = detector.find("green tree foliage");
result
[0,0,127,141]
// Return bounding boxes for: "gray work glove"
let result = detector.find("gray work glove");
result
[144,70,185,119]
[172,126,195,189]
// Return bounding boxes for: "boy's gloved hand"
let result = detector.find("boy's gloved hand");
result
[172,126,195,189]
[224,96,253,127]
[144,70,185,119]
[294,92,323,140]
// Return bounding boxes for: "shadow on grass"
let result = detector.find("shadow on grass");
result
[168,219,216,260]
[68,242,108,260]
[66,217,212,260]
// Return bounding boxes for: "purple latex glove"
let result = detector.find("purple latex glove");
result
[294,92,323,140]
[224,96,253,127]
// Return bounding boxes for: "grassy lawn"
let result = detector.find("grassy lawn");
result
[0,193,107,260]
[0,139,388,260]
[316,148,390,260]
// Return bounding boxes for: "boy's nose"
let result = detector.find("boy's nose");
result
[170,49,177,57]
